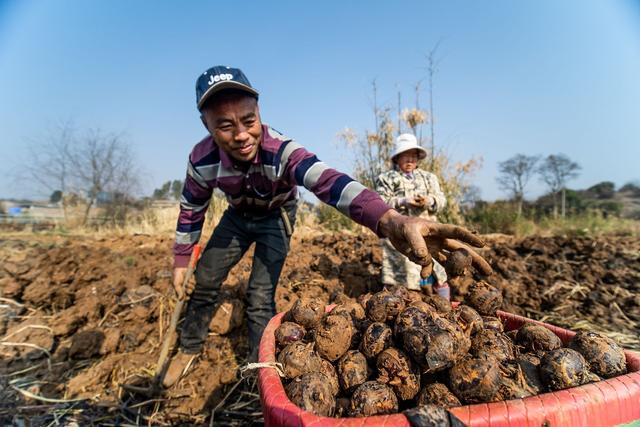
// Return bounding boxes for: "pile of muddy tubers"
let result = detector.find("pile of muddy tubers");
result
[274,281,627,418]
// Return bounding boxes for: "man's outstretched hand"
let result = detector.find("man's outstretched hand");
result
[377,209,493,278]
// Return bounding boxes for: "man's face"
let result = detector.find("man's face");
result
[201,94,262,162]
[396,149,420,173]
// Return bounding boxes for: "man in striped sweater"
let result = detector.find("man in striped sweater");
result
[164,66,492,387]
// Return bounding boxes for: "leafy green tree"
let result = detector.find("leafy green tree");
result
[171,180,184,200]
[50,190,63,204]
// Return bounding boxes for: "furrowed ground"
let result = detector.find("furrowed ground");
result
[1,231,638,425]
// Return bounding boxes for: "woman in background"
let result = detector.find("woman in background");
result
[376,133,450,299]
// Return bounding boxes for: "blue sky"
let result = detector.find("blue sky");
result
[1,0,639,201]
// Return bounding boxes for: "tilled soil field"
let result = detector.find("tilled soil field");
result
[0,231,638,425]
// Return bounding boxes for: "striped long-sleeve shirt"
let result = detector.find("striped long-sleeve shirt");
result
[173,124,391,267]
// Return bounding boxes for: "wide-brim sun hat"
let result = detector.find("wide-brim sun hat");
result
[391,133,427,161]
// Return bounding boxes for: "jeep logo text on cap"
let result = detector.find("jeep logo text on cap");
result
[196,66,259,110]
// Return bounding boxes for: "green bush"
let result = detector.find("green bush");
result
[315,204,356,232]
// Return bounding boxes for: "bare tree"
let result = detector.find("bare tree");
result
[25,122,74,220]
[24,124,140,226]
[67,129,139,225]
[496,154,540,216]
[538,154,581,218]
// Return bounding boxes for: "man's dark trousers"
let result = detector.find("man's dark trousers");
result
[179,202,296,360]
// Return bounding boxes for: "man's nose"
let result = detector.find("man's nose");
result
[234,126,250,141]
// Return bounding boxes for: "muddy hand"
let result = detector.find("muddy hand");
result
[377,210,493,278]
[172,267,188,299]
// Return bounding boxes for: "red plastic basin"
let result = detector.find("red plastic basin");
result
[258,308,640,427]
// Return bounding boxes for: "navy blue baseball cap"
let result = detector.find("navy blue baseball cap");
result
[196,65,259,110]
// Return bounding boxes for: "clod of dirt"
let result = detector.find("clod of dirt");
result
[569,331,627,378]
[395,308,470,372]
[539,348,593,391]
[208,297,244,335]
[99,329,121,355]
[416,382,461,408]
[337,350,370,392]
[517,353,544,394]
[285,372,336,417]
[376,348,421,400]
[470,329,516,363]
[366,290,406,323]
[69,330,105,360]
[452,305,483,336]
[274,322,306,347]
[449,356,502,404]
[360,322,393,359]
[289,298,325,329]
[318,358,340,396]
[445,249,472,277]
[315,314,353,361]
[277,341,322,379]
[466,281,503,316]
[481,316,504,332]
[349,381,399,417]
[515,323,562,352]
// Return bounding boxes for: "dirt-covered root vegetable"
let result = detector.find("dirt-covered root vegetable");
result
[289,298,325,329]
[424,294,452,314]
[319,358,340,396]
[404,404,463,427]
[394,305,437,339]
[416,382,461,408]
[360,322,393,359]
[277,341,322,379]
[395,306,470,372]
[357,293,372,311]
[481,316,503,332]
[387,285,423,306]
[470,329,516,363]
[337,350,370,392]
[376,348,421,400]
[274,322,306,347]
[449,356,502,404]
[335,397,350,417]
[517,353,544,395]
[494,360,538,400]
[285,372,336,417]
[445,249,472,277]
[349,381,399,417]
[331,300,366,323]
[331,302,366,350]
[466,281,502,316]
[315,314,353,361]
[366,290,406,323]
[569,331,627,378]
[516,323,562,352]
[540,348,593,391]
[452,305,483,336]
